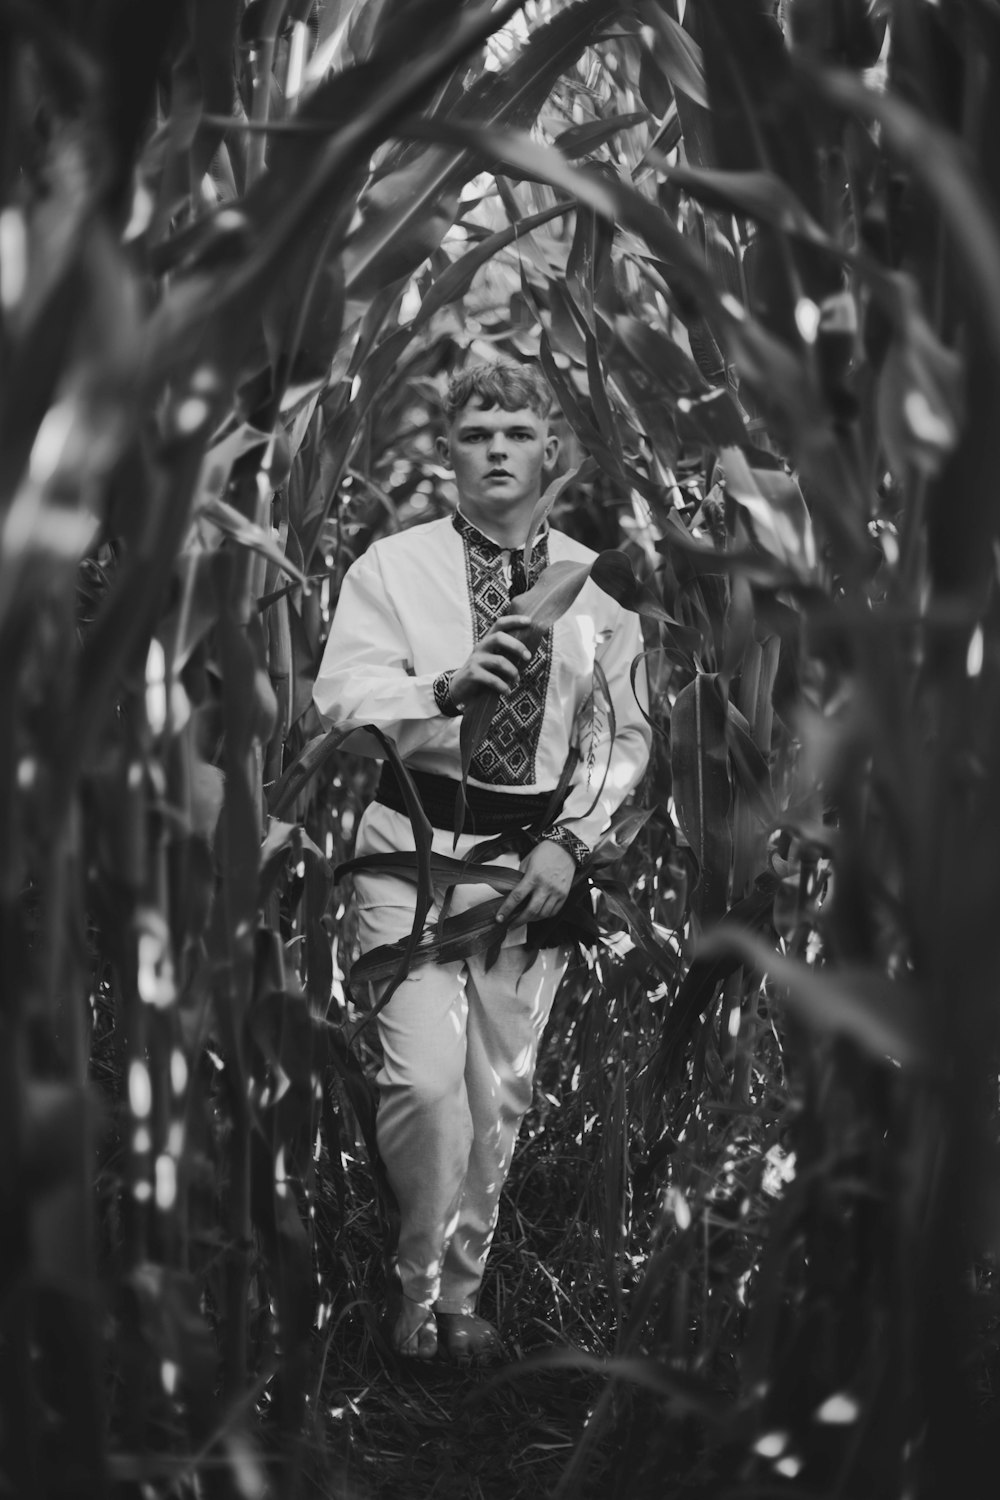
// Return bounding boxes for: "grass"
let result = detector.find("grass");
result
[312,1155,610,1500]
[308,938,794,1500]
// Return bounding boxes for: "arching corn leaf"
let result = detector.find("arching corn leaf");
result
[650,163,836,250]
[522,460,595,575]
[696,928,930,1071]
[597,879,678,986]
[200,494,311,589]
[413,200,574,330]
[269,725,350,819]
[653,880,777,1088]
[352,888,597,988]
[336,850,521,892]
[590,549,677,624]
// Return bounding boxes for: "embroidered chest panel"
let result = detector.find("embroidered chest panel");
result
[457,516,552,785]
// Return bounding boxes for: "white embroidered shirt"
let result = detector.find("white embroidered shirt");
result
[313,513,651,856]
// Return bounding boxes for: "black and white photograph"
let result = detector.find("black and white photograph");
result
[1,2,997,1496]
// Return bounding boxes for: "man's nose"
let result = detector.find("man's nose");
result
[487,434,507,458]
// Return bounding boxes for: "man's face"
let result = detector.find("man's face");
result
[436,399,559,519]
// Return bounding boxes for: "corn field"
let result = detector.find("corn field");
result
[2,0,999,1496]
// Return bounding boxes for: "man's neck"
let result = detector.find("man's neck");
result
[456,500,539,550]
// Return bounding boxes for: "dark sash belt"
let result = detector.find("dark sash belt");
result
[372,763,599,948]
[375,762,560,836]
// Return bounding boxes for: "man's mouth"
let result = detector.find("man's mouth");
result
[486,469,512,478]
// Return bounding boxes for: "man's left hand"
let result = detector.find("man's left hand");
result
[495,841,577,927]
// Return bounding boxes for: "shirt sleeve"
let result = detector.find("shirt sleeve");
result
[312,548,457,759]
[549,603,652,857]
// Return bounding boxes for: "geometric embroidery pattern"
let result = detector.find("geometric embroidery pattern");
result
[452,512,552,785]
[539,823,590,866]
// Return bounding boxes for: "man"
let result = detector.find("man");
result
[314,362,650,1363]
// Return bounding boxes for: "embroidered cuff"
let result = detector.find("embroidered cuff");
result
[538,825,590,868]
[433,671,461,717]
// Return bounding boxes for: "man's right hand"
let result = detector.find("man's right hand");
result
[448,614,535,708]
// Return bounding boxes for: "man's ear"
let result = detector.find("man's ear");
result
[543,432,560,470]
[435,434,452,467]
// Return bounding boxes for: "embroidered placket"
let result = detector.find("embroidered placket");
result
[453,513,551,785]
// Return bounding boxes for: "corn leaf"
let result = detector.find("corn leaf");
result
[719,447,817,574]
[654,879,778,1087]
[812,64,1000,369]
[336,850,521,892]
[350,895,510,986]
[589,550,678,625]
[339,0,619,301]
[412,200,574,330]
[725,705,775,822]
[555,110,651,158]
[258,817,329,905]
[696,928,931,1071]
[597,879,678,986]
[650,161,837,251]
[669,673,732,920]
[143,0,529,374]
[269,726,350,818]
[522,460,595,575]
[200,495,311,589]
[352,885,600,988]
[586,805,656,868]
[538,331,656,501]
[636,3,708,108]
[402,120,726,320]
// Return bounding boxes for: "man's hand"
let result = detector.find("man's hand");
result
[495,840,576,926]
[449,614,534,707]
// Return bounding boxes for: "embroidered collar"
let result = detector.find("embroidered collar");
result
[452,509,548,557]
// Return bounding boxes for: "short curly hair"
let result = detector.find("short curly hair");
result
[444,361,552,421]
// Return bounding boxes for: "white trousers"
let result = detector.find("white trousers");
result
[353,802,569,1314]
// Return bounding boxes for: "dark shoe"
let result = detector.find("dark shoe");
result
[435,1311,505,1367]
